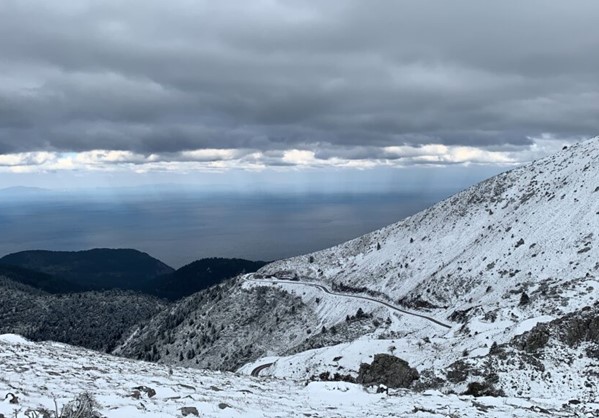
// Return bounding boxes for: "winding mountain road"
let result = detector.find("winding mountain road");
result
[250,363,273,377]
[245,274,452,329]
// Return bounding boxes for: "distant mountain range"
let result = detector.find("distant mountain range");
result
[0,186,50,194]
[0,249,267,300]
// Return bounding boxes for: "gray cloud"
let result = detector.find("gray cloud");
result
[0,0,598,159]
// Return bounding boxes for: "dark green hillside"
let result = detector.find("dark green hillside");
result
[0,277,166,352]
[0,248,174,290]
[145,257,268,300]
[0,263,83,293]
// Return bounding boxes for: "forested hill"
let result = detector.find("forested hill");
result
[0,248,174,290]
[142,257,269,300]
[0,263,84,293]
[0,249,268,300]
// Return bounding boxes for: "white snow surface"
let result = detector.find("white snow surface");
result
[0,335,592,418]
[0,334,32,345]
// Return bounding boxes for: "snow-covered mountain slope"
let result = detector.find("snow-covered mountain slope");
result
[240,139,599,396]
[0,334,593,418]
[255,139,599,349]
[261,139,599,315]
[235,286,598,401]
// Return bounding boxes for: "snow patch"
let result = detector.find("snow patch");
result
[0,334,31,345]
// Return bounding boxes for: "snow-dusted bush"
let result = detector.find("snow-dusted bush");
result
[57,392,101,418]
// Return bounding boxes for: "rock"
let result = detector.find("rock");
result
[218,402,231,409]
[357,354,419,388]
[132,386,156,398]
[376,385,388,394]
[181,406,199,416]
[4,393,18,404]
[562,314,599,347]
[513,326,550,352]
[462,381,504,397]
[513,308,599,353]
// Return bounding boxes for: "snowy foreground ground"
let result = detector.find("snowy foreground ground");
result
[1,335,596,418]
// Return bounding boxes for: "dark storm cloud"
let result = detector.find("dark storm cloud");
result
[0,0,598,158]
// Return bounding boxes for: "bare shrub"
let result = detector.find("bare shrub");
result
[56,393,101,418]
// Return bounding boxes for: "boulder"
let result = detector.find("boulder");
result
[181,406,199,416]
[357,354,419,388]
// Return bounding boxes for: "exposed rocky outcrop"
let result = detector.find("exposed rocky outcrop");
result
[357,354,419,388]
[416,304,599,400]
[513,303,599,358]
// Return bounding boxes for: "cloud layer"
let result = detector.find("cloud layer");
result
[0,0,597,170]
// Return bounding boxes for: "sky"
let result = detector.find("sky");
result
[0,0,598,190]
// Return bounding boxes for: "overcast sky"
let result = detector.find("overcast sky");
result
[0,0,597,189]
